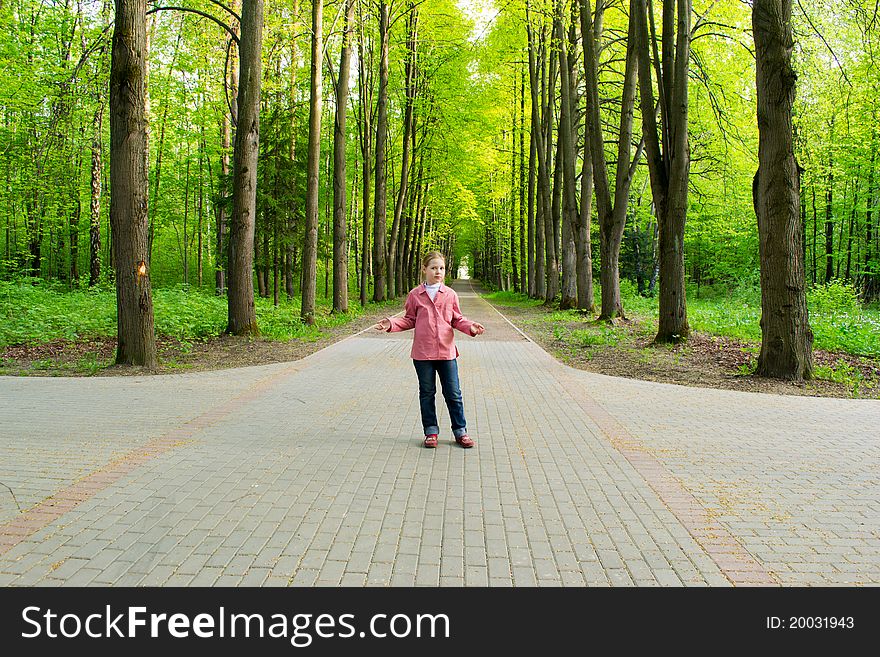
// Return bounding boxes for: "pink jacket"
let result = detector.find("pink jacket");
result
[386,284,477,360]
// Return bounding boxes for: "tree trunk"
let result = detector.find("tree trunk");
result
[89,100,104,287]
[373,1,390,302]
[824,117,834,283]
[255,227,266,297]
[528,89,538,298]
[581,0,641,321]
[519,65,528,294]
[198,132,205,287]
[183,156,190,285]
[510,75,520,292]
[109,0,157,367]
[357,0,373,308]
[332,0,356,313]
[576,136,595,311]
[285,0,298,301]
[301,0,322,324]
[386,3,417,297]
[846,179,857,281]
[544,47,559,304]
[556,0,577,309]
[866,125,879,301]
[752,0,813,380]
[226,0,263,335]
[526,5,549,299]
[217,7,239,296]
[635,0,690,342]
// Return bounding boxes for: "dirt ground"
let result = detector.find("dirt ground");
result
[489,302,880,400]
[2,291,878,400]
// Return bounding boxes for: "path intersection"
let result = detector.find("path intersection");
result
[1,282,878,587]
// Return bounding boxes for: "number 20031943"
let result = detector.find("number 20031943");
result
[766,617,855,630]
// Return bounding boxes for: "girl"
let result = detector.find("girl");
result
[374,252,485,448]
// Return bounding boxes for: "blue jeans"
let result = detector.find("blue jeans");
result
[413,359,468,438]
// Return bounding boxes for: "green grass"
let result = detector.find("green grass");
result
[481,289,544,308]
[480,278,880,360]
[685,282,880,358]
[0,279,400,347]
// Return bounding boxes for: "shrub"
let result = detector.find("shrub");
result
[808,281,861,315]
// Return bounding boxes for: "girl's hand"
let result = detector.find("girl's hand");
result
[374,318,391,331]
[470,323,485,336]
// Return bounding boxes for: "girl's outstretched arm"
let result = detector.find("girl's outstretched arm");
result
[450,292,485,336]
[376,293,417,332]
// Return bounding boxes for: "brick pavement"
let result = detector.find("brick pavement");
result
[0,281,877,586]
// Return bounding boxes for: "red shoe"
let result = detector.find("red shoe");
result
[424,434,438,448]
[455,434,474,448]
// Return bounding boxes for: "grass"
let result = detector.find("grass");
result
[480,279,880,395]
[0,278,401,347]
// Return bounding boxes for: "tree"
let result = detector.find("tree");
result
[389,1,418,298]
[226,0,262,335]
[525,1,548,300]
[752,0,813,380]
[357,0,374,307]
[301,0,322,324]
[109,0,157,367]
[580,0,643,321]
[634,0,691,342]
[556,0,578,310]
[372,1,390,301]
[332,0,356,313]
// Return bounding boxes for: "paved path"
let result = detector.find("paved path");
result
[1,281,878,586]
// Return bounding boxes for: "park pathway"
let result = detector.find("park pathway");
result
[0,281,878,586]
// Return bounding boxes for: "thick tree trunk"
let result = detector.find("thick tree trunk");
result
[373,2,390,301]
[332,0,356,313]
[226,0,262,335]
[301,0,322,324]
[752,0,813,380]
[109,0,157,367]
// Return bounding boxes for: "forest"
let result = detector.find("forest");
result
[1,0,879,385]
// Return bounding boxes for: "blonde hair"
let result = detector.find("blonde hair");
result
[421,251,446,268]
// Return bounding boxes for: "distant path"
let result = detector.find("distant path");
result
[0,280,877,586]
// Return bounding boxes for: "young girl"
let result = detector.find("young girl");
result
[374,252,485,448]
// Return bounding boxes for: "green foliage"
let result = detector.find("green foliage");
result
[0,279,396,347]
[152,287,228,341]
[808,281,861,314]
[0,279,117,346]
[813,361,876,398]
[570,327,620,348]
[481,290,542,307]
[687,287,763,343]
